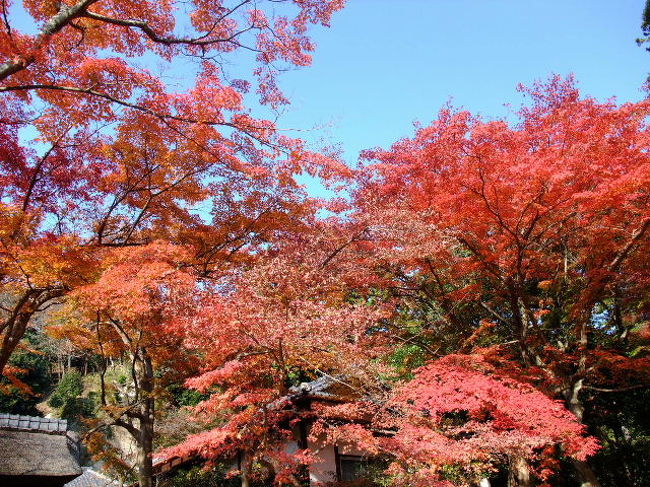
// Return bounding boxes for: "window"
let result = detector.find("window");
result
[338,455,366,482]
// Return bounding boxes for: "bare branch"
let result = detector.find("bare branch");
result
[583,384,649,393]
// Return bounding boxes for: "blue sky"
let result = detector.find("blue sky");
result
[10,1,649,198]
[276,0,648,173]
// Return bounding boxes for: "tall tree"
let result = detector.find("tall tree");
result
[49,242,198,487]
[354,76,650,485]
[0,0,347,375]
[162,223,388,484]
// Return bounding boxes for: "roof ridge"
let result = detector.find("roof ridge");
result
[0,412,68,434]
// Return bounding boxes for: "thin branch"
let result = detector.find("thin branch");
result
[480,301,510,325]
[583,384,649,393]
[21,126,72,212]
[608,217,650,273]
[1,0,12,38]
[83,10,258,48]
[320,228,368,270]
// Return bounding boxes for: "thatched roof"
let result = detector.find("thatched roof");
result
[0,414,82,487]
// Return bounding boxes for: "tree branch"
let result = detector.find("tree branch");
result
[83,10,258,49]
[608,217,650,273]
[0,0,100,81]
[583,384,649,393]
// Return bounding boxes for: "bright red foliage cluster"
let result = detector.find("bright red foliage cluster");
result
[310,353,599,486]
[359,77,650,320]
[388,355,598,481]
[350,76,650,486]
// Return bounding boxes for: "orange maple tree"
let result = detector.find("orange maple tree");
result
[47,242,198,485]
[1,2,348,485]
[0,0,347,377]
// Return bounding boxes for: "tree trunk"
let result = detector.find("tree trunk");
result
[570,459,602,487]
[508,456,531,487]
[240,452,250,487]
[241,468,250,487]
[565,380,602,487]
[0,295,36,375]
[0,288,64,376]
[136,416,154,487]
[135,351,155,487]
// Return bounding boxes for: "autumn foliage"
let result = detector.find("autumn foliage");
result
[350,76,650,485]
[0,0,347,374]
[357,76,650,378]
[1,1,648,485]
[1,2,347,486]
[388,355,598,484]
[153,78,650,486]
[162,229,389,481]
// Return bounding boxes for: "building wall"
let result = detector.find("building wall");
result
[226,424,373,486]
[307,433,368,486]
[308,438,337,485]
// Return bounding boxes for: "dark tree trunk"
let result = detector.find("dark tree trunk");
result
[137,421,154,487]
[0,288,64,376]
[570,459,603,487]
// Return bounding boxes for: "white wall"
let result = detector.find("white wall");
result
[307,435,369,485]
[308,437,337,485]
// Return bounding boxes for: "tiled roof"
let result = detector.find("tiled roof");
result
[291,375,361,402]
[64,468,123,487]
[0,413,68,434]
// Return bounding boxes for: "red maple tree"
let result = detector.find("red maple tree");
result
[162,224,390,484]
[312,353,599,487]
[353,76,650,485]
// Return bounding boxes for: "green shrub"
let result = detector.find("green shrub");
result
[0,330,53,415]
[48,370,84,408]
[167,465,238,487]
[167,384,208,407]
[48,392,64,408]
[176,388,206,407]
[60,397,95,429]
